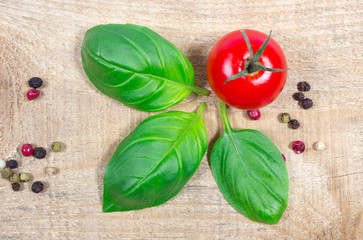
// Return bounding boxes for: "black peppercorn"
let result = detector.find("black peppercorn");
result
[293,92,305,101]
[12,183,21,191]
[297,81,311,92]
[28,77,43,89]
[288,119,300,129]
[7,160,18,169]
[33,147,46,159]
[31,181,44,193]
[300,98,313,109]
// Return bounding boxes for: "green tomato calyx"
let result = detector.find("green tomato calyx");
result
[224,30,288,84]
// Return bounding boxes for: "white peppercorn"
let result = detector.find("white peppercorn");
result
[314,142,326,151]
[45,167,58,175]
[0,159,6,170]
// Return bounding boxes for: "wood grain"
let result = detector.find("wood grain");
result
[0,0,362,239]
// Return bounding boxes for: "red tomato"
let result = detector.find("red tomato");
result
[207,29,287,110]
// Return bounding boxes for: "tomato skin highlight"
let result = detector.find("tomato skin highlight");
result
[207,29,287,110]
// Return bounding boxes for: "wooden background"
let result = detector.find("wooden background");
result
[0,0,362,239]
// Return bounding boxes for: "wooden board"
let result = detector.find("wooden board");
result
[0,0,362,239]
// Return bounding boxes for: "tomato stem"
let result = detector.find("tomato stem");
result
[218,100,232,133]
[224,30,288,84]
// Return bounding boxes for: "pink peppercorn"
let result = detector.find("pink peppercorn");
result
[27,89,40,101]
[292,141,305,154]
[247,109,261,120]
[21,144,34,157]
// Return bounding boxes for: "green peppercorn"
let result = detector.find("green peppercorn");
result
[10,173,20,183]
[1,167,12,179]
[51,142,62,152]
[19,173,30,182]
[281,113,291,123]
[12,183,21,192]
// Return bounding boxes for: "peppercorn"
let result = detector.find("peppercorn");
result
[27,89,40,101]
[288,119,300,129]
[247,109,261,120]
[45,167,58,175]
[28,77,43,89]
[31,181,44,193]
[33,147,46,159]
[1,168,12,179]
[293,92,305,101]
[292,140,305,154]
[280,113,291,123]
[0,159,6,170]
[7,160,18,169]
[19,173,30,182]
[21,143,34,157]
[51,142,62,152]
[300,98,313,109]
[12,183,21,192]
[10,173,20,183]
[314,141,326,151]
[297,81,311,92]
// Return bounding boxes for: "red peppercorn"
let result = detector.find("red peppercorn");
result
[21,144,34,157]
[247,109,261,120]
[27,89,40,101]
[281,153,286,162]
[292,141,305,154]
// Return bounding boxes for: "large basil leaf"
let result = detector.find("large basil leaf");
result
[81,24,210,112]
[103,103,207,212]
[210,101,289,224]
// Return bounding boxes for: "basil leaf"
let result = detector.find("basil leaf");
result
[103,103,207,212]
[210,101,289,224]
[81,24,210,112]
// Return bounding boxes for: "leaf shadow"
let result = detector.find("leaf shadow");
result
[184,44,212,102]
[74,26,102,92]
[205,101,223,168]
[95,138,122,202]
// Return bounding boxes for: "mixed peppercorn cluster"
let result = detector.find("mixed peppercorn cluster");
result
[0,142,61,193]
[1,78,61,193]
[27,77,43,101]
[245,81,324,156]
